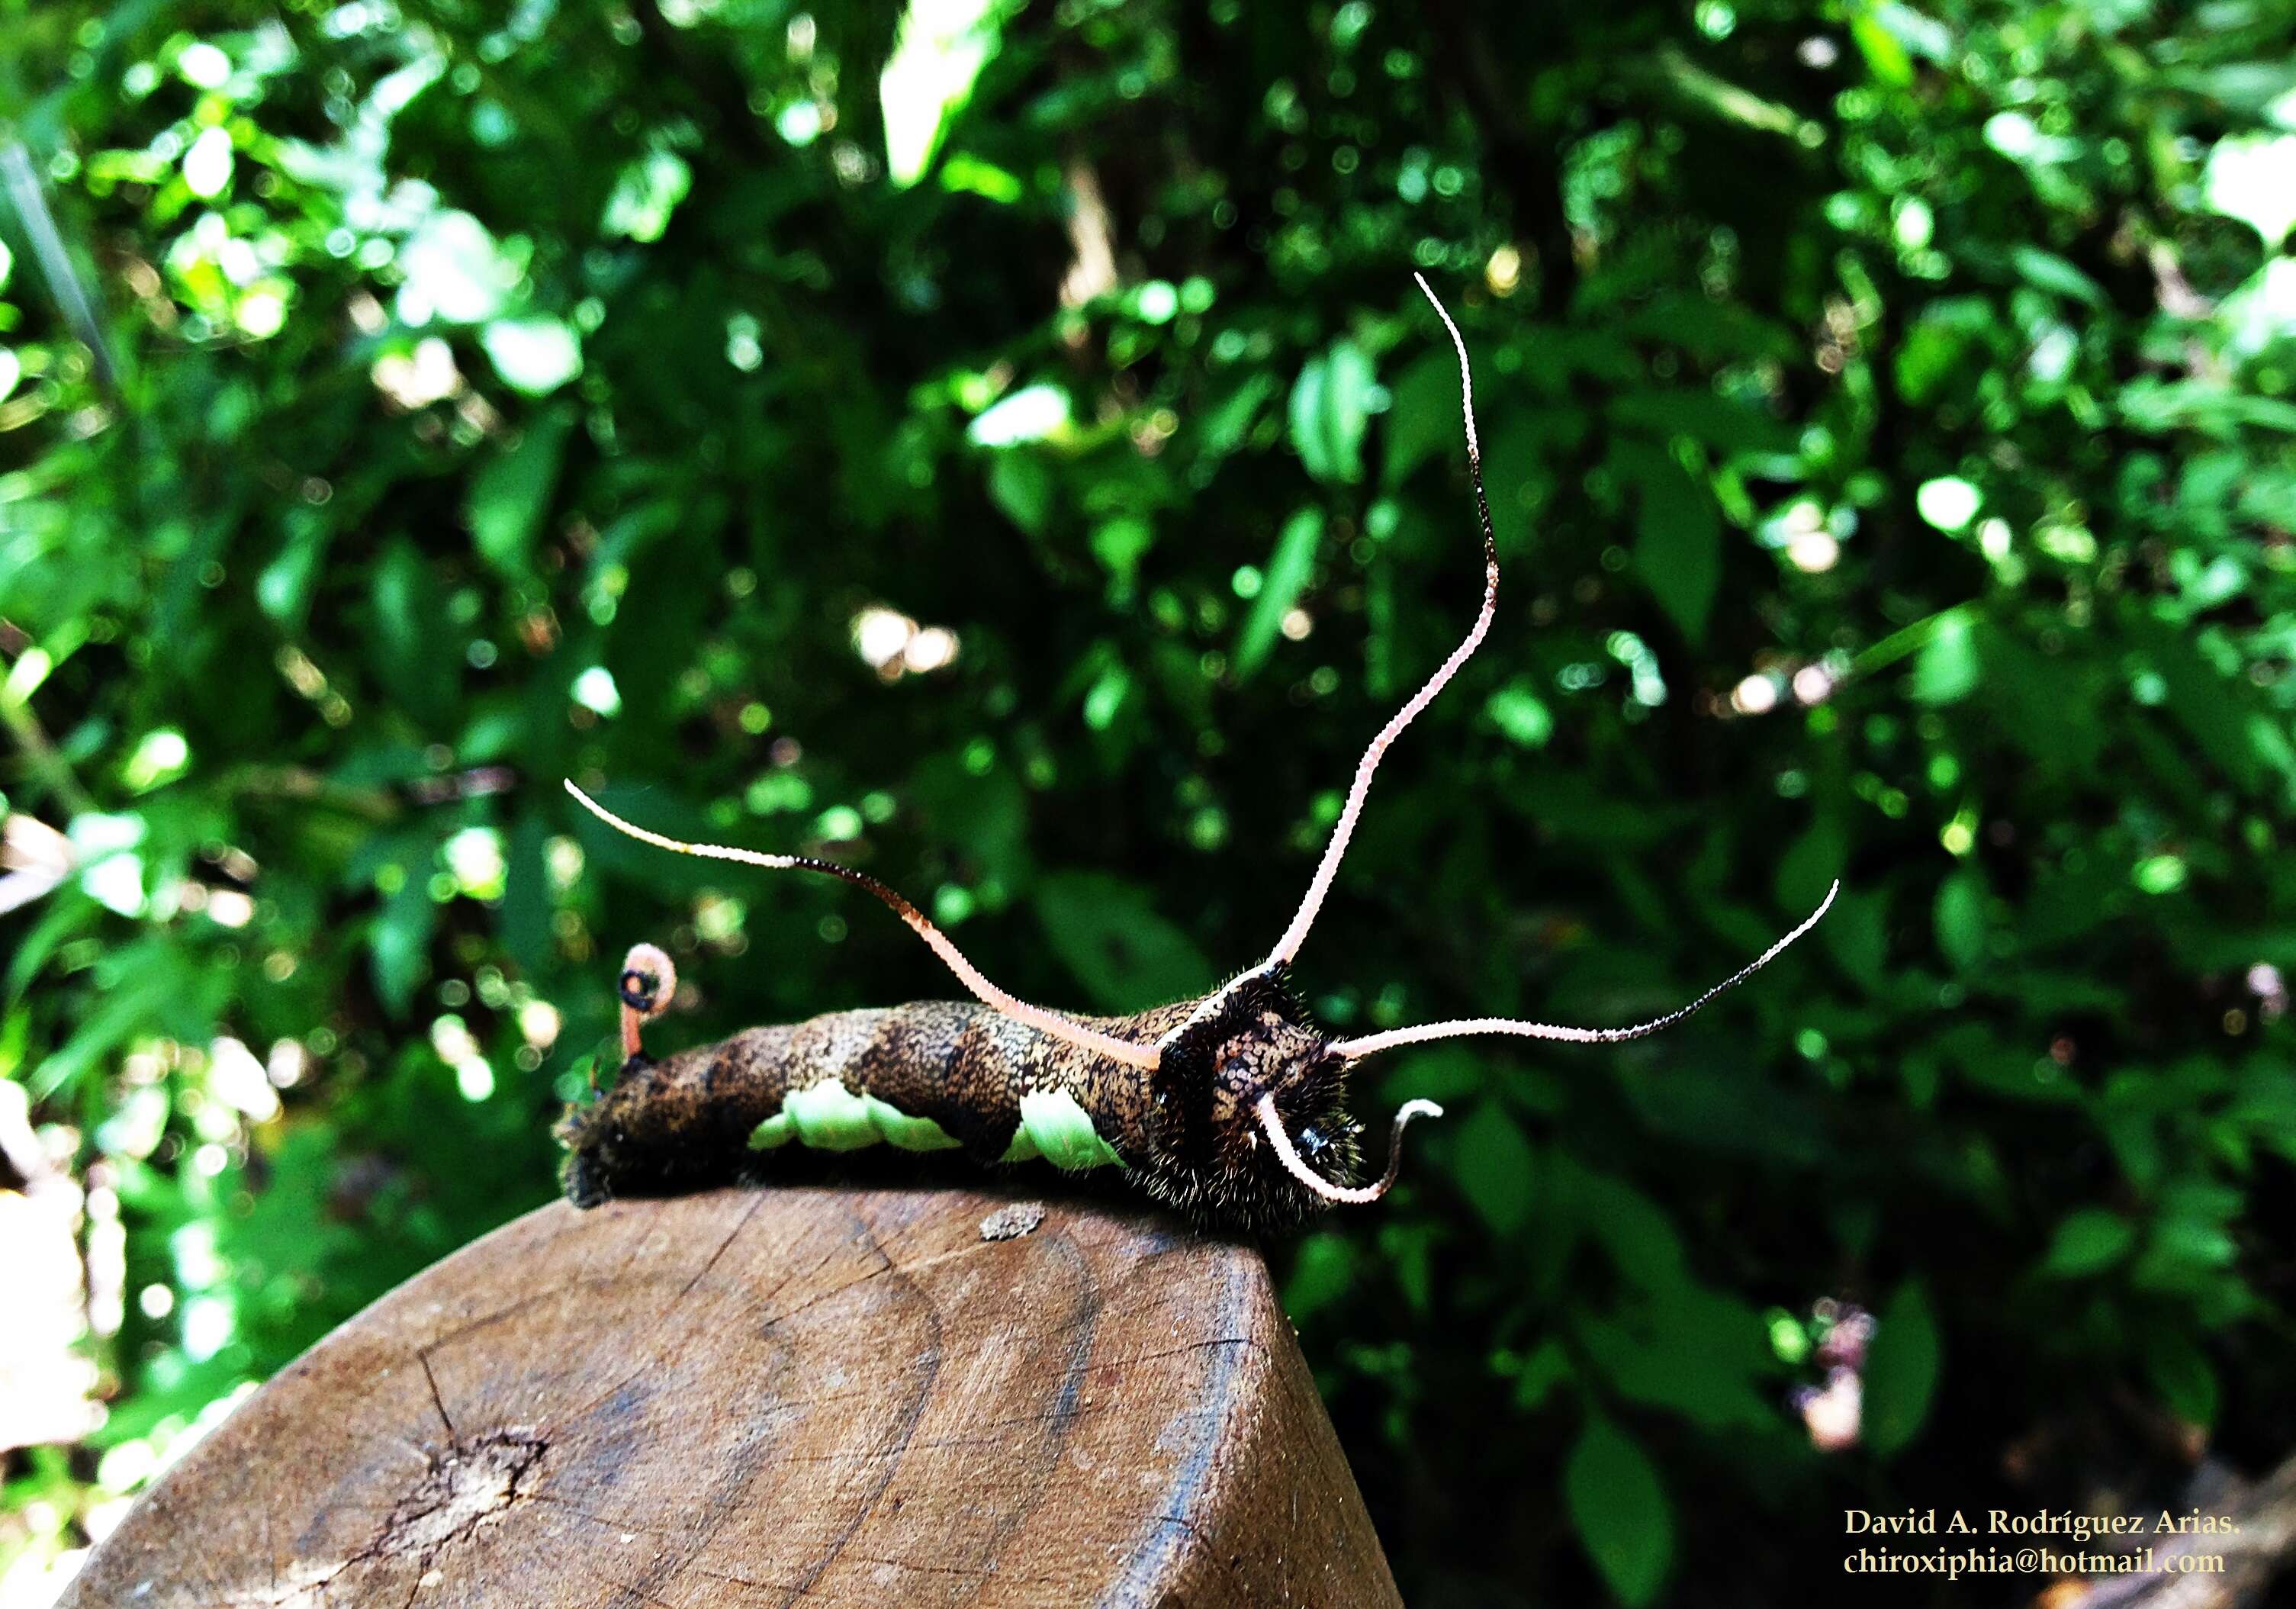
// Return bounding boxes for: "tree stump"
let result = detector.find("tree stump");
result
[69,1184,1402,1607]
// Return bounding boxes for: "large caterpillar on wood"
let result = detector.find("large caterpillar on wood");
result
[556,278,1837,1232]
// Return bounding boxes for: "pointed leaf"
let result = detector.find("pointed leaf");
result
[1863,1279,1941,1456]
[1289,339,1375,484]
[1564,1416,1674,1607]
[1234,508,1323,680]
[467,406,575,576]
[1035,872,1213,1012]
[1622,442,1719,644]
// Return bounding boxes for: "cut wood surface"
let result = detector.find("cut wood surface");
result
[68,1184,1402,1608]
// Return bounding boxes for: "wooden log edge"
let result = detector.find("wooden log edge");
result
[67,1183,1403,1608]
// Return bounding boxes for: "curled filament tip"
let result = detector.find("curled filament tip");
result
[618,941,677,1060]
[1256,1094,1445,1205]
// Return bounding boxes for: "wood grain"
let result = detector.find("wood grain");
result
[69,1185,1401,1608]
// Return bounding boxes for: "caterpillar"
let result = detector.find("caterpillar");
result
[555,278,1837,1233]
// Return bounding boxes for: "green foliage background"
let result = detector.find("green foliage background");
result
[4,0,2295,1601]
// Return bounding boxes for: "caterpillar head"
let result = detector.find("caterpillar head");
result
[1129,971,1436,1233]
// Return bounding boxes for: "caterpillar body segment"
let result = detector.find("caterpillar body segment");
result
[558,968,1368,1232]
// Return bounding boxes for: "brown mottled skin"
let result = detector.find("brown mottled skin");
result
[558,971,1366,1233]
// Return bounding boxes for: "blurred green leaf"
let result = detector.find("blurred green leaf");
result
[1775,814,1847,915]
[1289,339,1375,484]
[1578,1286,1778,1433]
[1034,872,1213,1012]
[1565,1415,1674,1607]
[2010,246,2108,308]
[502,814,554,977]
[1233,507,1323,680]
[1382,349,1464,488]
[397,209,518,324]
[1863,1280,1941,1456]
[1486,678,1555,748]
[879,0,1003,188]
[467,406,575,577]
[2039,1209,2137,1279]
[986,452,1054,534]
[602,150,693,243]
[1453,1100,1536,1234]
[1622,442,1719,644]
[2146,1330,2220,1429]
[1510,1338,1575,1411]
[1933,867,1987,971]
[369,540,455,727]
[912,750,1031,887]
[370,870,436,1017]
[1609,390,1797,455]
[1910,610,1981,705]
[1202,371,1279,459]
[1846,5,1915,86]
[1285,1231,1357,1322]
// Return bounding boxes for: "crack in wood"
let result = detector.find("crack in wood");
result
[416,1351,458,1443]
[201,1430,547,1607]
[369,1430,547,1563]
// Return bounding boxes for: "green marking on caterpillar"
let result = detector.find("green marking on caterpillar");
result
[783,1080,874,1150]
[743,1080,1117,1169]
[746,1079,963,1154]
[864,1096,965,1151]
[1009,1087,1125,1172]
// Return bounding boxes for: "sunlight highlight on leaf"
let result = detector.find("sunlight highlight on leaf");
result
[880,0,1005,188]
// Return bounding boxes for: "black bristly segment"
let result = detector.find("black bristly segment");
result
[1159,1025,1217,1179]
[1153,967,1314,1178]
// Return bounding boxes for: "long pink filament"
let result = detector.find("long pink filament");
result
[1265,273,1500,970]
[1330,881,1840,1061]
[1256,1094,1445,1205]
[566,782,1161,1070]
